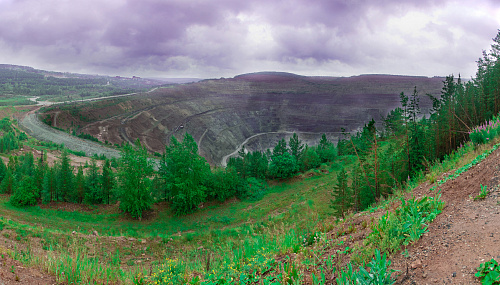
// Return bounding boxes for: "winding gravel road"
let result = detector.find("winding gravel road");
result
[20,89,163,159]
[21,111,121,159]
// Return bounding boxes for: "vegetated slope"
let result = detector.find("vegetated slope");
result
[39,72,444,165]
[389,142,500,284]
[0,64,166,103]
[1,131,498,284]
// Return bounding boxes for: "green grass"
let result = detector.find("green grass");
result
[0,95,34,106]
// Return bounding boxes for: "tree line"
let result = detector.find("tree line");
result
[2,30,500,220]
[329,30,500,217]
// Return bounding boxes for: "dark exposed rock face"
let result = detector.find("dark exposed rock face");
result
[41,73,445,165]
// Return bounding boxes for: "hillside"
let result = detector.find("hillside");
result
[39,72,444,165]
[0,121,499,284]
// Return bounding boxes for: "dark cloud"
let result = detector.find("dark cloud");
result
[0,0,498,77]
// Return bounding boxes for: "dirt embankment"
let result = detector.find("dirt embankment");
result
[0,254,58,285]
[390,148,500,284]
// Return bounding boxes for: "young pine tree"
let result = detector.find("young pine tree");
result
[289,133,304,161]
[101,159,115,205]
[85,159,102,204]
[330,168,352,218]
[75,166,85,204]
[42,168,56,204]
[55,151,74,202]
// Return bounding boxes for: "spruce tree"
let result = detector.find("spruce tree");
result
[75,166,85,204]
[101,159,114,204]
[85,159,102,204]
[0,159,6,184]
[0,169,14,194]
[42,168,56,204]
[56,151,74,201]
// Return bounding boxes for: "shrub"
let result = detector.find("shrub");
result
[237,177,267,201]
[10,176,38,207]
[269,152,298,179]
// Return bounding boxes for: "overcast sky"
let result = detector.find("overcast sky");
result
[0,0,499,79]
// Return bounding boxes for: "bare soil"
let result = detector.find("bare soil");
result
[0,254,58,285]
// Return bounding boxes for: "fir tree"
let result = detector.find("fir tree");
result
[330,168,352,218]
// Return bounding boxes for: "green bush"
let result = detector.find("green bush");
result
[300,147,321,170]
[205,167,240,202]
[237,177,267,201]
[10,176,38,207]
[269,152,298,179]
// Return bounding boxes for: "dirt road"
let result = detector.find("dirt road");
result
[20,111,121,159]
[19,89,163,160]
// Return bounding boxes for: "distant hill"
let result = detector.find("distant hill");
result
[0,64,168,102]
[40,72,446,165]
[146,77,202,84]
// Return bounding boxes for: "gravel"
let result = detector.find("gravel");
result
[20,112,121,159]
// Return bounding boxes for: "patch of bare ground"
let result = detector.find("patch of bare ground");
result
[390,148,500,284]
[0,253,59,285]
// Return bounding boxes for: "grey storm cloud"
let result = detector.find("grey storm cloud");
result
[0,0,498,78]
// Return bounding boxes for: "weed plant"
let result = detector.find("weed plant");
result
[336,250,396,285]
[474,184,490,200]
[352,193,444,264]
[476,258,500,285]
